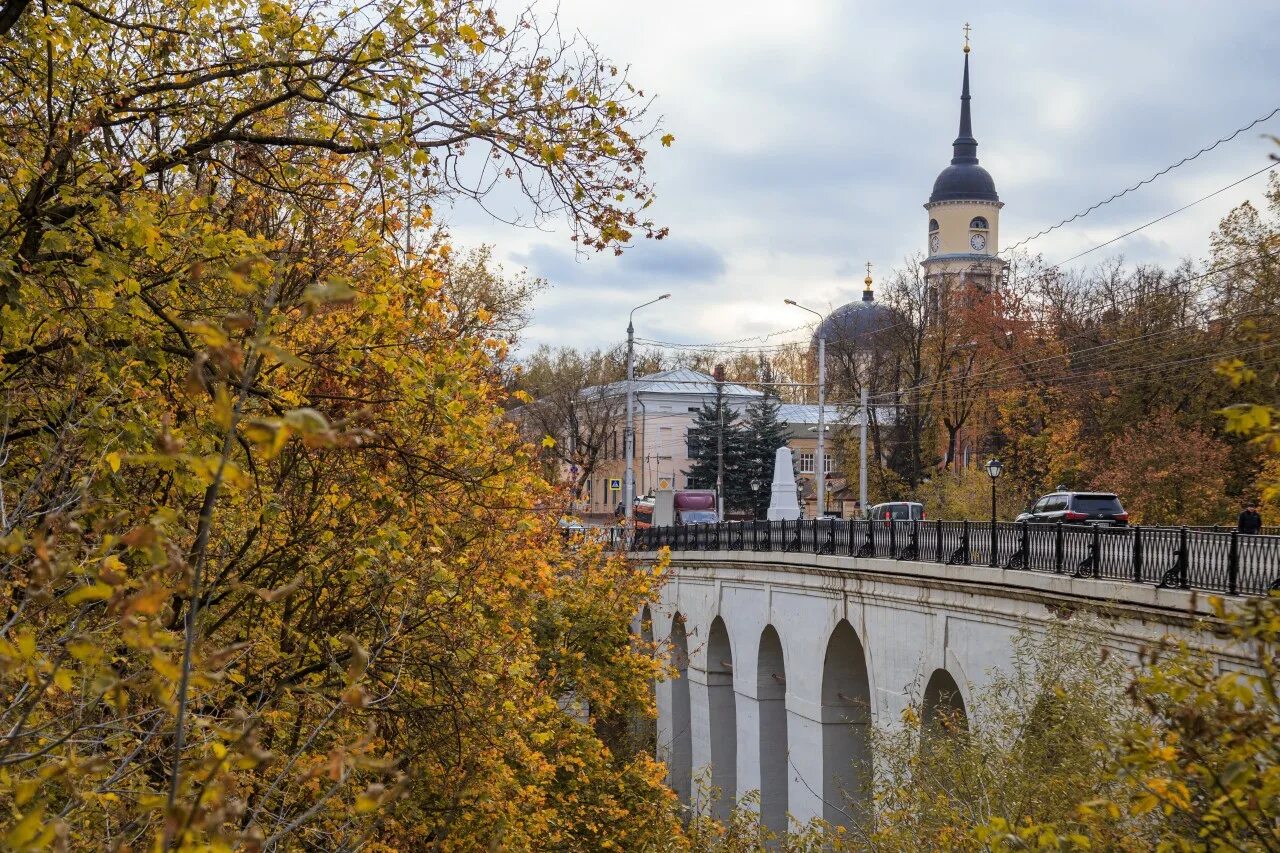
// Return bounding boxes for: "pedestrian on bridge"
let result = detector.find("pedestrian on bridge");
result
[1237,503,1262,535]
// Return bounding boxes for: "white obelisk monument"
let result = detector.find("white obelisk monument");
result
[766,446,802,521]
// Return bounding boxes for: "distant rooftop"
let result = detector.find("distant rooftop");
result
[777,403,888,428]
[589,367,763,399]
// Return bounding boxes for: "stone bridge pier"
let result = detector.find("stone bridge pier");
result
[635,550,1251,833]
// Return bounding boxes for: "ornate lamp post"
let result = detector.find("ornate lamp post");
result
[985,457,1003,567]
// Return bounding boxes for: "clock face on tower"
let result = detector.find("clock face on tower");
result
[929,234,940,254]
[970,232,987,252]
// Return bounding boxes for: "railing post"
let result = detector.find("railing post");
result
[1178,526,1190,589]
[1132,525,1143,583]
[989,520,999,568]
[812,518,819,554]
[1089,523,1101,578]
[960,519,970,565]
[1054,522,1064,574]
[1227,530,1239,595]
[888,519,897,557]
[1019,521,1030,569]
[847,519,857,556]
[936,518,943,563]
[865,519,875,557]
[910,519,919,560]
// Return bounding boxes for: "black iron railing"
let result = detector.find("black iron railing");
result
[628,520,1280,597]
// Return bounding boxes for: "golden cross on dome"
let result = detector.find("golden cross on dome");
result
[963,22,971,53]
[864,261,873,284]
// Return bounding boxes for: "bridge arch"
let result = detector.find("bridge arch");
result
[921,668,968,737]
[820,619,872,829]
[668,613,693,805]
[756,624,788,838]
[633,605,657,753]
[705,615,737,819]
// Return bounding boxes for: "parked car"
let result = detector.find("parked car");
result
[868,501,925,521]
[1015,492,1129,527]
[557,517,587,538]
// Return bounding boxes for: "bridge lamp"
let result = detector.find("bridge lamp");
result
[985,458,1003,565]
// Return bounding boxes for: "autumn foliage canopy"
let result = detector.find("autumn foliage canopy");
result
[0,0,683,849]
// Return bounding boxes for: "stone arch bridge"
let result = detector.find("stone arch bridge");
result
[632,543,1256,836]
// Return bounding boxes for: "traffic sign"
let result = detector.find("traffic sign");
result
[609,478,621,491]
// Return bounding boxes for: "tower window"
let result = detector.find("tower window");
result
[928,218,939,233]
[969,216,989,230]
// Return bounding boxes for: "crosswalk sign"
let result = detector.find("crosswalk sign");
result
[609,478,621,490]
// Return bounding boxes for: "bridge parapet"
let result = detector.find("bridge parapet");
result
[631,518,1280,596]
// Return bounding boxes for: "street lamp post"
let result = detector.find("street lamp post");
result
[625,294,671,533]
[784,299,825,519]
[985,457,1003,567]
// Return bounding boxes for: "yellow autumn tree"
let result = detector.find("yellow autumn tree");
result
[0,0,684,849]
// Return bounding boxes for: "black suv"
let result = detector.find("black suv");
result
[1015,492,1129,527]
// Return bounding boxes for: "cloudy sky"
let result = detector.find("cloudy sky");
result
[444,1,1280,354]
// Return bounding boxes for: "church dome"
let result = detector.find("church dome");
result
[930,162,999,203]
[814,280,896,351]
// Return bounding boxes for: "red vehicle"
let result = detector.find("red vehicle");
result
[674,489,719,525]
[632,499,655,529]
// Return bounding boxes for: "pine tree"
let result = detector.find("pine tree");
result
[684,392,751,513]
[743,392,791,518]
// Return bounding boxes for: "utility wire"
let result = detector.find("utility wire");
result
[859,249,1279,403]
[866,339,1277,404]
[1001,105,1280,254]
[1049,162,1278,268]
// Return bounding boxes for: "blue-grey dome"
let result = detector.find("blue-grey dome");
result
[930,163,999,203]
[814,289,896,351]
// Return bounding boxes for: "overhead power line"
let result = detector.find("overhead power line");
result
[1050,162,1278,268]
[1002,105,1280,254]
[635,323,814,350]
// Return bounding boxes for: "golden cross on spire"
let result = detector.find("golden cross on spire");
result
[963,22,971,53]
[864,261,873,286]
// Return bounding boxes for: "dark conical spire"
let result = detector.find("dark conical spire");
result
[927,30,999,204]
[951,51,978,165]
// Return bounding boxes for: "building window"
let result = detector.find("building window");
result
[969,216,988,230]
[796,452,834,474]
[928,218,939,233]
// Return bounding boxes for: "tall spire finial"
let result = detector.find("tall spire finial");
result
[951,32,978,166]
[963,22,971,54]
[862,262,874,301]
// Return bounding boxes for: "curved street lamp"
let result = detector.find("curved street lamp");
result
[784,299,826,519]
[625,294,671,532]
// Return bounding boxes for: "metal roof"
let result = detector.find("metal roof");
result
[589,368,762,399]
[777,403,889,428]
